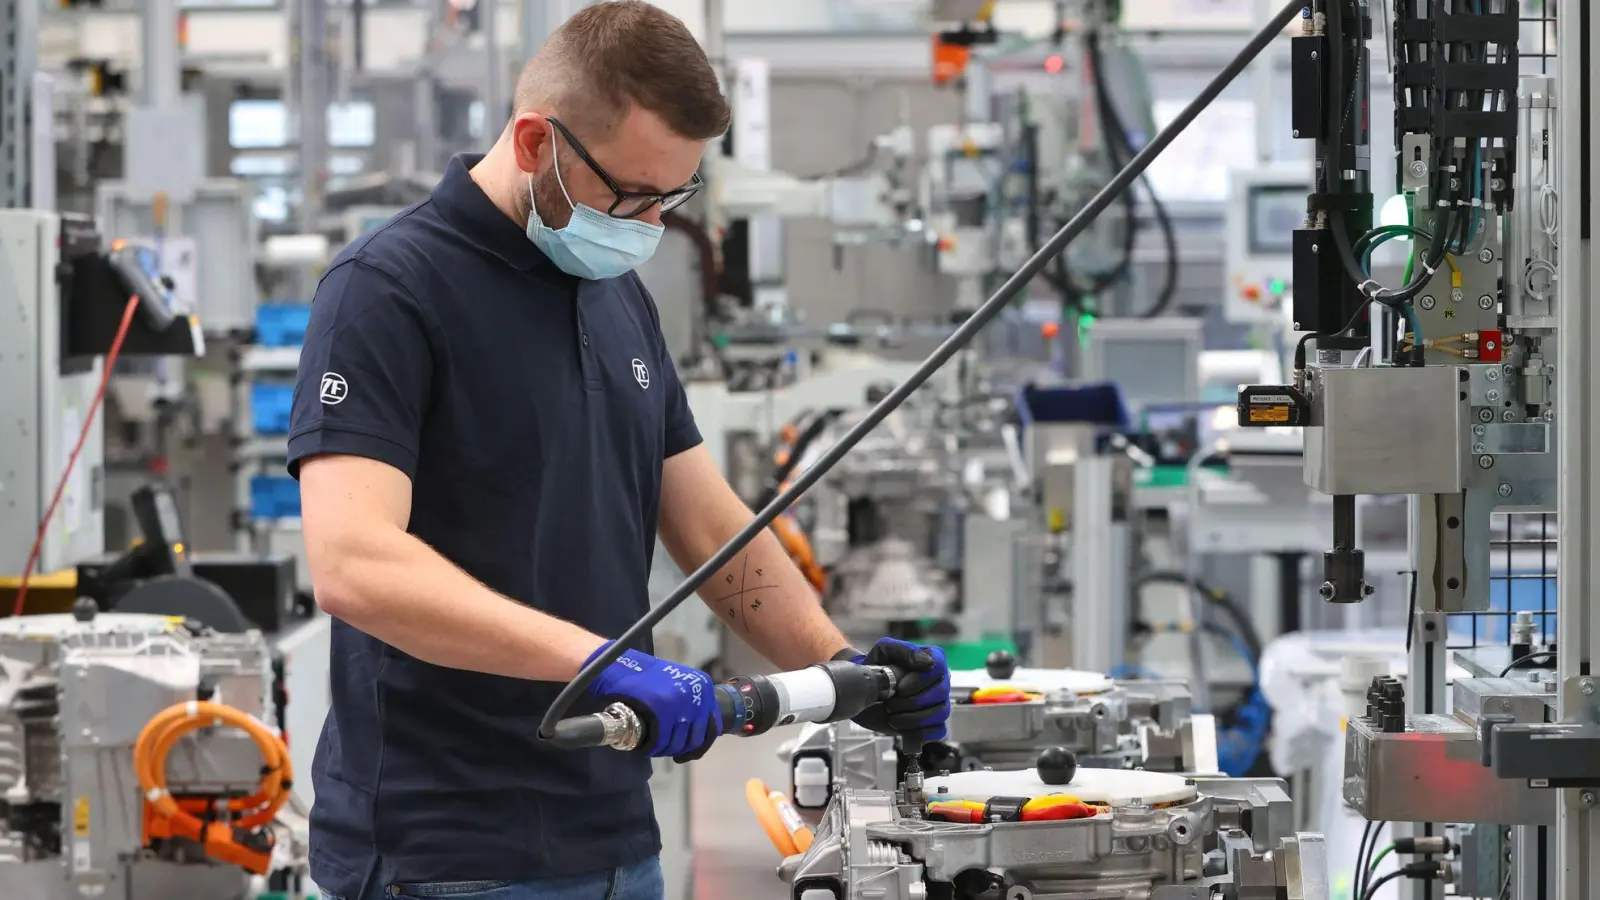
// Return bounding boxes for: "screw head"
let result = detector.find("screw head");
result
[1479,248,1496,264]
[1479,455,1495,469]
[1479,295,1496,310]
[1408,161,1428,178]
[1362,583,1376,597]
[1585,682,1597,696]
[1473,442,1487,453]
[1311,50,1319,59]
[1293,129,1301,138]
[1487,390,1502,403]
[1582,791,1597,807]
[1312,243,1320,254]
[1503,365,1516,377]
[1420,295,1437,311]
[1498,483,1513,498]
[1503,410,1517,422]
[1319,582,1336,601]
[1545,409,1556,422]
[1477,410,1494,424]
[1451,288,1465,303]
[1492,178,1505,191]
[1501,699,1514,711]
[1487,368,1500,381]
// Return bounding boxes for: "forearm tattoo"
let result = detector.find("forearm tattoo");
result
[712,554,777,634]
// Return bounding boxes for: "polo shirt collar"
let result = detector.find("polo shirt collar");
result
[431,153,552,272]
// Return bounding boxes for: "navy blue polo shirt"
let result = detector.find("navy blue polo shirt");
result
[286,154,701,896]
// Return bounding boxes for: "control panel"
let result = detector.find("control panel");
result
[1224,165,1313,324]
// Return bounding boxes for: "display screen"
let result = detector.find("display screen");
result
[1248,184,1304,255]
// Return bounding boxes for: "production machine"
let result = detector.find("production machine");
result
[1234,2,1600,899]
[780,651,1218,816]
[0,610,305,900]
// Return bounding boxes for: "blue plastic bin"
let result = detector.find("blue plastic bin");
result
[256,304,313,348]
[250,475,301,520]
[251,383,295,435]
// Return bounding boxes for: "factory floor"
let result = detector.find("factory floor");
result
[691,639,792,900]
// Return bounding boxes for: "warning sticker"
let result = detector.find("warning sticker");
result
[1249,406,1291,424]
[74,797,90,836]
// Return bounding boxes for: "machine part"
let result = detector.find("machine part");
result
[1237,384,1313,427]
[782,769,1324,900]
[1302,364,1466,495]
[1343,714,1555,826]
[0,612,301,899]
[1320,495,1371,605]
[550,662,900,750]
[541,0,1312,737]
[748,778,814,857]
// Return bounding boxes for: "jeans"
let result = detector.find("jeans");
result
[325,857,665,900]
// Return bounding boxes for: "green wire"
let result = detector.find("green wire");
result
[1369,844,1395,874]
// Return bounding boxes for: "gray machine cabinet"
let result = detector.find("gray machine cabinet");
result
[0,210,106,575]
[95,179,259,333]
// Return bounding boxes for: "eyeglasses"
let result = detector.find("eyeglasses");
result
[546,117,703,219]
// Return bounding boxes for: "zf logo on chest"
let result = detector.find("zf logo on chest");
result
[631,358,650,390]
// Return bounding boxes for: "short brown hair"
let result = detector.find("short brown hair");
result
[513,0,730,142]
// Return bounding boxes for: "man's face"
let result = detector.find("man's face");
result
[514,105,706,230]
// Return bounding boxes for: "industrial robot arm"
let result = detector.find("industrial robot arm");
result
[538,0,1309,743]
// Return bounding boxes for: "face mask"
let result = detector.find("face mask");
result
[524,131,664,280]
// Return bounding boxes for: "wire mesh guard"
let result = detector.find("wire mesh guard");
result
[1447,512,1556,650]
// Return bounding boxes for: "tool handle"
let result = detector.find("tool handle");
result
[548,715,611,749]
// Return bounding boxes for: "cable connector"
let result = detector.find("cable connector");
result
[1395,836,1455,856]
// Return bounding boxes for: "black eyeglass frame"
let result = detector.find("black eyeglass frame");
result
[546,116,703,219]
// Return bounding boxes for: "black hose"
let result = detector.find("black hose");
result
[1087,31,1180,318]
[755,409,844,511]
[537,0,1311,740]
[1134,570,1264,662]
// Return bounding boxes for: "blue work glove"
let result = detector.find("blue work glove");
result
[844,638,951,743]
[585,644,723,762]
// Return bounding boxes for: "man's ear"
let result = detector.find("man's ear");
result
[510,114,555,175]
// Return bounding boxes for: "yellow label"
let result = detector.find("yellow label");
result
[74,797,90,836]
[1249,405,1290,424]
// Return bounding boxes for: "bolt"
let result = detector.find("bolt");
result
[1545,365,1556,376]
[1312,243,1321,254]
[1474,424,1488,435]
[1478,409,1495,423]
[1545,409,1556,422]
[1479,248,1495,264]
[1479,455,1495,469]
[1501,699,1514,711]
[1584,792,1598,808]
[1503,365,1516,377]
[1408,161,1428,179]
[1498,483,1513,498]
[1292,129,1301,138]
[1420,295,1437,311]
[1503,410,1517,422]
[1487,368,1500,382]
[1451,288,1465,303]
[1492,178,1505,191]
[1473,442,1487,453]
[1319,582,1336,601]
[1311,51,1319,59]
[1487,389,1502,403]
[1479,295,1496,310]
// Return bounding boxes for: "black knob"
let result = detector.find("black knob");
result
[985,649,1018,680]
[1036,746,1078,786]
[71,598,98,623]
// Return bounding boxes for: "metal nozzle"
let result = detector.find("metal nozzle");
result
[598,702,645,751]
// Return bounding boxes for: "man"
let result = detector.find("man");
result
[288,4,951,900]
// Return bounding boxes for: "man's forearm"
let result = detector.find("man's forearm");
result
[696,527,852,671]
[312,526,606,681]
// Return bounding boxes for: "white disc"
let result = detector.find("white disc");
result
[924,766,1196,808]
[950,667,1114,696]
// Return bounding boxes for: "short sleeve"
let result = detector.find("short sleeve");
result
[286,259,434,480]
[631,273,701,459]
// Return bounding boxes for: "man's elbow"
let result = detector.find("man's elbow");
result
[304,525,392,622]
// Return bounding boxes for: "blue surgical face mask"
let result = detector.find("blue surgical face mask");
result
[524,132,664,280]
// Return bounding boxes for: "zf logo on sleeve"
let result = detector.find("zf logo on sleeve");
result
[320,372,349,405]
[631,359,650,390]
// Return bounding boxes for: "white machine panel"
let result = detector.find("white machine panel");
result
[0,211,106,576]
[1225,165,1312,324]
